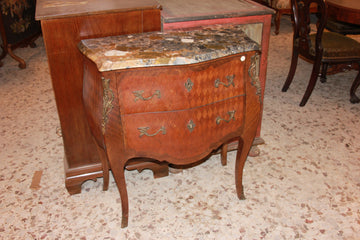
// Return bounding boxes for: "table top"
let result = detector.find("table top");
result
[36,0,274,22]
[35,0,161,20]
[159,0,274,23]
[326,0,360,25]
[326,0,360,11]
[78,25,259,72]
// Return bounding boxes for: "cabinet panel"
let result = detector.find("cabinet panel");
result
[39,6,162,194]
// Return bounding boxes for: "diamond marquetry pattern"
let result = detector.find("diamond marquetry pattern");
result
[123,95,245,163]
[117,55,246,114]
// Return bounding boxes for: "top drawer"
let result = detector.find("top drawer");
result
[116,53,249,114]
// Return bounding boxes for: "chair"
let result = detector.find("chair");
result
[271,0,317,35]
[271,0,292,35]
[282,0,360,106]
[0,0,41,68]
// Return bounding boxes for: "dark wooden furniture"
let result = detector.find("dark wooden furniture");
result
[35,0,162,194]
[271,0,293,35]
[0,0,41,68]
[326,0,360,35]
[159,0,274,154]
[269,0,317,35]
[282,0,360,106]
[79,26,261,227]
[327,0,360,26]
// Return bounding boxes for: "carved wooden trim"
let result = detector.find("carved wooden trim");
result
[101,77,114,134]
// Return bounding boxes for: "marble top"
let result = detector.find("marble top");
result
[78,24,260,72]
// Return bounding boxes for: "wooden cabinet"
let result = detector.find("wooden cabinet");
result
[35,0,162,194]
[80,25,261,227]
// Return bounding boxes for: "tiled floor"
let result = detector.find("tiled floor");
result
[0,17,359,239]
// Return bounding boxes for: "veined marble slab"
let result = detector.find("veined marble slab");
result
[78,24,259,72]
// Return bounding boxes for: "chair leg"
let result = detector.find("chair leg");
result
[320,63,328,83]
[350,70,360,104]
[274,11,281,35]
[282,47,299,92]
[300,58,322,106]
[7,45,26,69]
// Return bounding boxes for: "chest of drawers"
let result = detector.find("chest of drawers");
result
[79,25,261,227]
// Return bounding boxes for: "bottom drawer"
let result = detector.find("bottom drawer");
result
[122,96,245,164]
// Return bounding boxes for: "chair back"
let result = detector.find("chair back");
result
[291,0,327,60]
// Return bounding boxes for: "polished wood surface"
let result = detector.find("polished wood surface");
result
[36,0,162,194]
[158,0,273,23]
[82,51,261,227]
[327,0,360,25]
[36,0,161,20]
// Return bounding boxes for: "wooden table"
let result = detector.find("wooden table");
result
[325,0,360,73]
[327,0,360,25]
[36,0,162,195]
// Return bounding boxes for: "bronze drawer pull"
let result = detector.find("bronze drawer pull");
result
[216,110,236,124]
[133,90,161,102]
[185,78,194,92]
[138,126,166,137]
[215,75,235,88]
[187,120,195,132]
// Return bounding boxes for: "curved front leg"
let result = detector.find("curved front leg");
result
[235,118,259,200]
[107,158,129,228]
[118,168,129,228]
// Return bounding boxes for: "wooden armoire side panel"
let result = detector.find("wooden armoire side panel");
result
[40,8,162,192]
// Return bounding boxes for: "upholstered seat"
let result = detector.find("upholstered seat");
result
[309,32,360,59]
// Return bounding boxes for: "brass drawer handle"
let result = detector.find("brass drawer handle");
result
[138,126,166,137]
[215,75,235,88]
[216,110,236,124]
[133,90,161,102]
[185,78,194,92]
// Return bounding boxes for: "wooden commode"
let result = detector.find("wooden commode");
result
[79,25,262,227]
